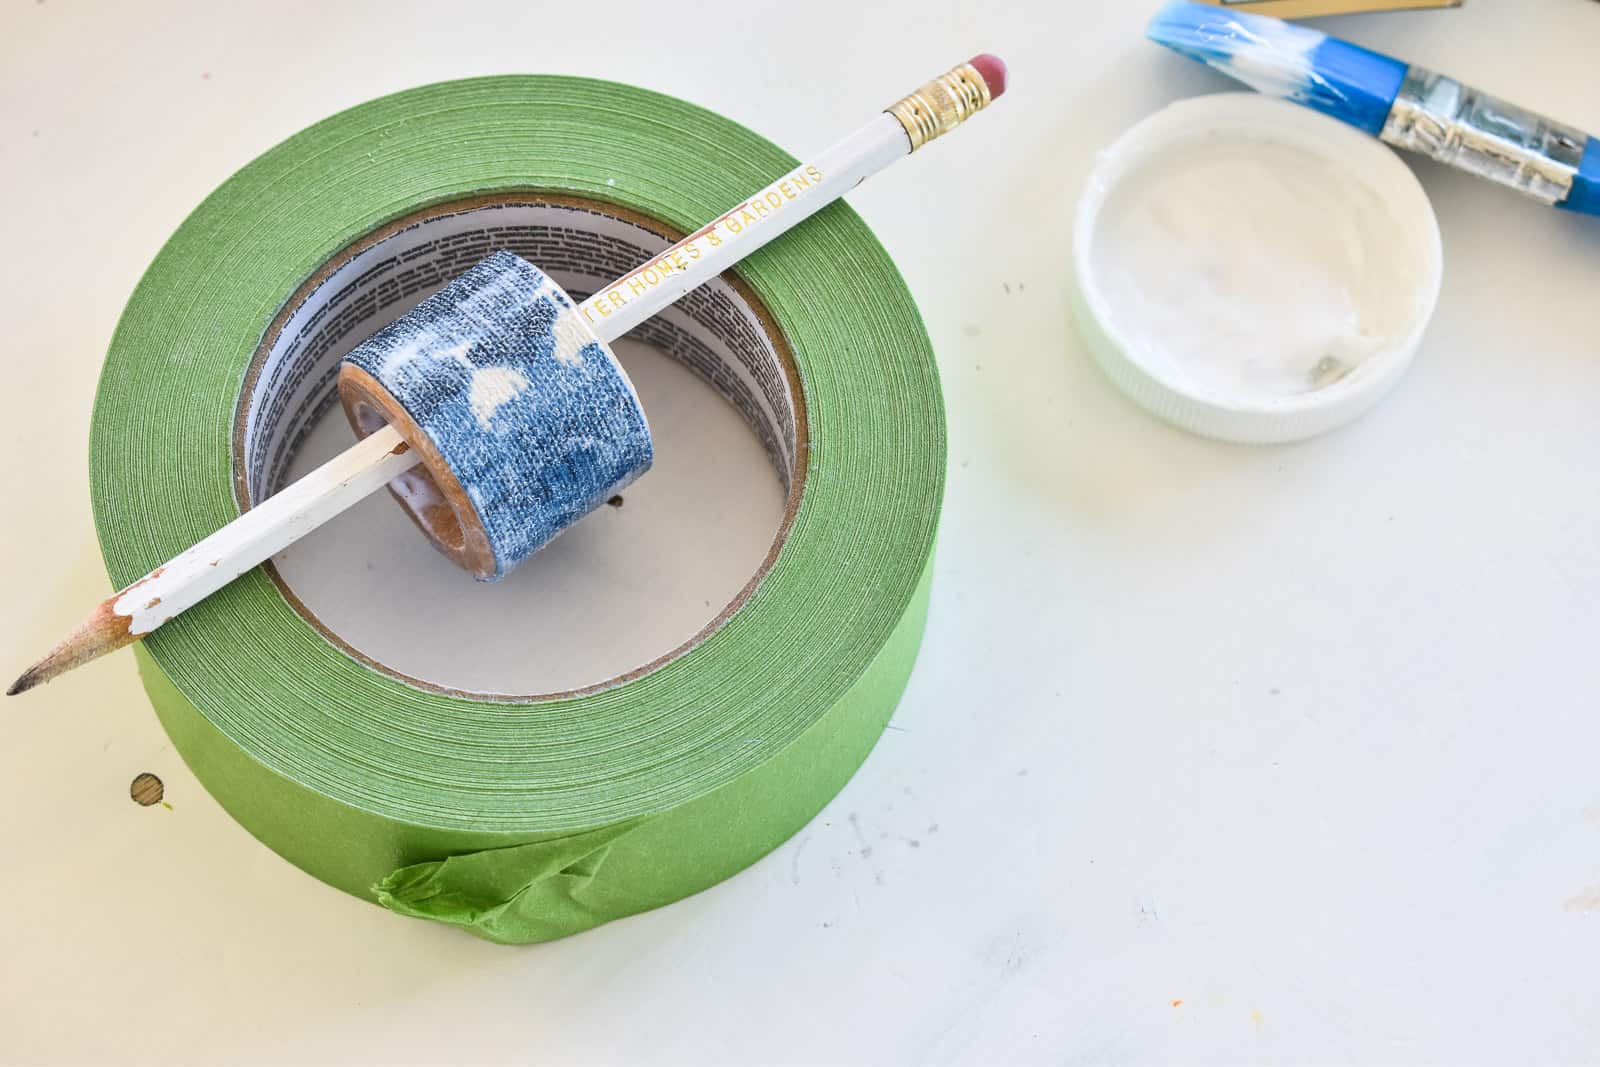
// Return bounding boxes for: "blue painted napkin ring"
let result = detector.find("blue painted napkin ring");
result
[338,251,652,580]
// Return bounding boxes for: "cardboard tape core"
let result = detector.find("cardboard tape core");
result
[338,362,489,574]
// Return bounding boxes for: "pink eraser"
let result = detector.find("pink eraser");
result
[968,54,1007,100]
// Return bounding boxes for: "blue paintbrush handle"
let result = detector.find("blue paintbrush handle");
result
[1564,138,1600,217]
[1149,1,1600,217]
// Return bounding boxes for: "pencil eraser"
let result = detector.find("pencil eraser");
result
[969,54,1006,100]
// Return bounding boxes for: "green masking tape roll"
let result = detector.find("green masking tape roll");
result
[88,76,944,944]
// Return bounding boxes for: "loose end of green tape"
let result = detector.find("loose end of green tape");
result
[374,820,642,945]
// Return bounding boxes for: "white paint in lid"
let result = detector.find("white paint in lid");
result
[1071,93,1443,444]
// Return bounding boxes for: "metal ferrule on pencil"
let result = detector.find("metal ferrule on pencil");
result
[1382,68,1592,206]
[887,61,993,151]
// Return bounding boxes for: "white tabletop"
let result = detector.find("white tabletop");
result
[4,1,1600,1063]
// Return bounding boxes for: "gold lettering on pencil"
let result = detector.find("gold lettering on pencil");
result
[778,180,796,200]
[749,200,770,219]
[805,164,822,182]
[627,276,648,296]
[793,170,810,191]
[765,191,783,210]
[609,290,626,310]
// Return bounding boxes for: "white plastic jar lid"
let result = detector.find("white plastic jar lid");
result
[1072,93,1443,444]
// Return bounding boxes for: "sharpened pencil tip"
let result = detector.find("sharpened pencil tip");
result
[10,594,142,696]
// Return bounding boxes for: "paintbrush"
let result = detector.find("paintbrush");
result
[1193,0,1462,14]
[9,55,1008,696]
[1148,1,1599,217]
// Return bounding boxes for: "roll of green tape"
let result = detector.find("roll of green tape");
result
[89,75,944,945]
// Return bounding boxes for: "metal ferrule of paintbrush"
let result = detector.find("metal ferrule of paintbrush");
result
[1381,68,1592,207]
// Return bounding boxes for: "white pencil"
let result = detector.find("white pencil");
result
[10,55,1006,696]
